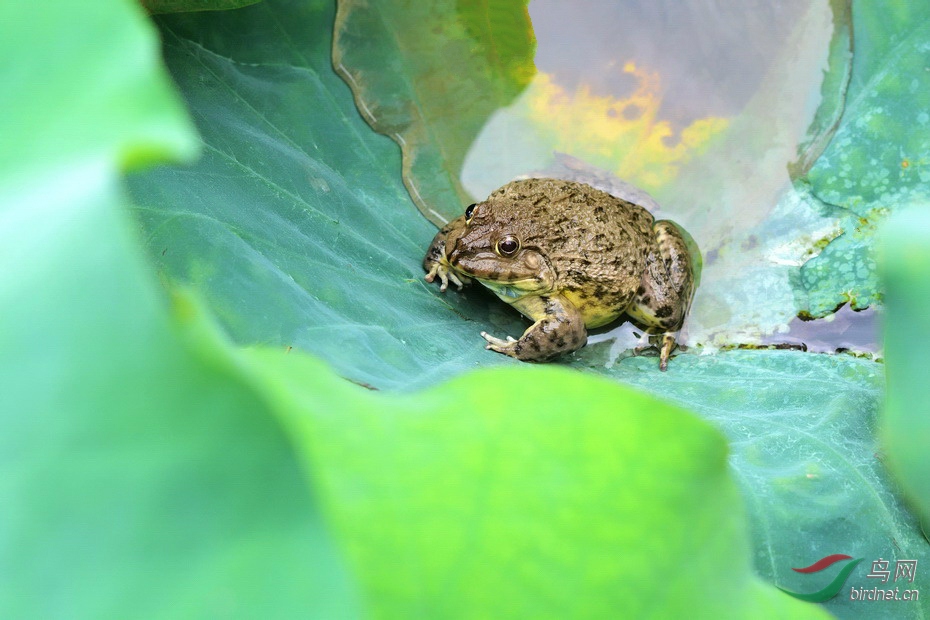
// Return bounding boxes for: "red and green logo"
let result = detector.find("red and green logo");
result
[779,554,864,602]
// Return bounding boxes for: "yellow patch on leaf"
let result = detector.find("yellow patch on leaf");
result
[524,63,728,191]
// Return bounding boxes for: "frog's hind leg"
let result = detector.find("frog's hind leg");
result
[626,220,696,371]
[480,294,587,362]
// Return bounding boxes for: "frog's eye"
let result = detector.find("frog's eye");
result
[464,203,477,222]
[496,235,521,257]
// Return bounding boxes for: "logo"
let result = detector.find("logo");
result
[780,554,920,603]
[779,554,863,602]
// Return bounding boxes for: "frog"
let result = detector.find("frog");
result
[423,178,698,370]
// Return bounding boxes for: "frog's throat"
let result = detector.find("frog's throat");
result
[477,278,546,302]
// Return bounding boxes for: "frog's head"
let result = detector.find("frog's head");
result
[446,197,556,299]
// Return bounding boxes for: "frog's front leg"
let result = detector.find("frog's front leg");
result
[627,220,697,371]
[481,295,587,362]
[423,217,471,292]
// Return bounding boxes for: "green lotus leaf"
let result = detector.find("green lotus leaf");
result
[333,0,535,225]
[0,0,356,616]
[788,0,853,179]
[613,350,929,618]
[793,0,930,318]
[881,205,930,530]
[240,348,829,618]
[0,0,197,176]
[128,1,524,390]
[142,0,263,14]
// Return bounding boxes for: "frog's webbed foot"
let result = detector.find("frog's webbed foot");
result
[481,331,517,350]
[422,215,470,292]
[424,260,469,292]
[632,330,654,356]
[632,332,679,371]
[658,333,676,372]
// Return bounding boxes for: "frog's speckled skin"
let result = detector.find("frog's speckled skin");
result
[424,178,697,370]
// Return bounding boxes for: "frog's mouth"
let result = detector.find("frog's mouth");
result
[447,241,557,300]
[476,278,535,300]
